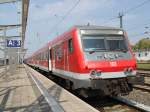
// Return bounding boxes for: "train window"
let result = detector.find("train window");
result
[44,52,47,60]
[83,38,105,50]
[44,53,46,60]
[68,39,73,53]
[106,39,128,51]
[53,47,57,60]
[40,54,43,60]
[49,49,52,59]
[41,54,43,60]
[38,54,40,60]
[43,52,45,60]
[81,36,106,51]
[42,53,44,60]
[46,51,48,59]
[40,54,42,60]
[37,54,39,60]
[44,52,46,60]
[57,46,62,61]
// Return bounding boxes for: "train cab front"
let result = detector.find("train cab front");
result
[76,27,144,97]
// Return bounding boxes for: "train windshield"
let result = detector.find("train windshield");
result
[82,37,106,51]
[106,38,127,51]
[82,35,128,52]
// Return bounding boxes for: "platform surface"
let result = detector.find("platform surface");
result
[0,65,99,112]
[0,65,50,112]
[26,65,99,112]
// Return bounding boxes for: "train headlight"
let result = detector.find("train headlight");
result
[124,67,133,75]
[97,70,102,76]
[128,67,133,72]
[118,31,123,35]
[124,68,128,74]
[90,70,101,78]
[115,54,119,58]
[90,70,97,76]
[104,54,108,59]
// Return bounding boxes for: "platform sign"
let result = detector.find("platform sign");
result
[6,40,21,48]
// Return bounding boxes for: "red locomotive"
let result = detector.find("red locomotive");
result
[25,25,144,97]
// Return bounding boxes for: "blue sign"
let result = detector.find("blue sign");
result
[6,40,21,47]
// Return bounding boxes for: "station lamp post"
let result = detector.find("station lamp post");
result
[144,26,149,39]
[144,26,150,52]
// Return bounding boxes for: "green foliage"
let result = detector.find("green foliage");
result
[132,38,150,50]
[137,63,150,70]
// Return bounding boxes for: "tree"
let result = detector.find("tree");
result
[132,38,150,51]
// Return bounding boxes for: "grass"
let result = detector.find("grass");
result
[137,63,150,70]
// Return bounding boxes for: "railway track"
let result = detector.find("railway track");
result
[33,68,150,112]
[35,69,150,112]
[82,96,143,112]
[134,83,150,93]
[135,70,150,92]
[113,96,150,112]
[137,71,150,77]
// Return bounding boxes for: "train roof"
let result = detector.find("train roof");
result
[26,25,124,59]
[74,25,123,30]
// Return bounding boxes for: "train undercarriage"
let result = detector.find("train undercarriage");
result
[78,76,144,97]
[30,65,144,98]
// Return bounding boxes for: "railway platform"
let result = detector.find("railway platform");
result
[0,65,99,112]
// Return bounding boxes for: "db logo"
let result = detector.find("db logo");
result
[110,61,117,67]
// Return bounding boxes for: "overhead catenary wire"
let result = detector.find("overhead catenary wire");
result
[56,0,81,26]
[103,0,150,26]
[47,0,150,36]
[122,0,150,29]
[102,17,118,25]
[44,0,150,40]
[126,20,150,31]
[124,0,150,15]
[128,32,149,38]
[49,0,81,36]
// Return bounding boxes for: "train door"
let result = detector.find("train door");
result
[63,42,69,71]
[67,38,74,71]
[63,48,66,70]
[64,38,74,71]
[52,47,56,71]
[48,48,52,71]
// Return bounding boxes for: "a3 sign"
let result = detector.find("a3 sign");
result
[6,40,21,48]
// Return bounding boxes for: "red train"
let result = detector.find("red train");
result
[25,25,144,97]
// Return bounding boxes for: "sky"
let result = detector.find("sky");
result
[0,0,150,56]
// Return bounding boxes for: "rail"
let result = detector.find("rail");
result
[113,96,150,112]
[137,71,150,78]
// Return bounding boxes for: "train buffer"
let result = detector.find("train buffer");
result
[0,65,99,112]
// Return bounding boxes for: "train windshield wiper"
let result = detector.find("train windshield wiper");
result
[85,48,107,54]
[109,49,128,52]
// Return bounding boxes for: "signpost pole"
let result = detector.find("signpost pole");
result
[17,48,20,64]
[4,28,7,72]
[6,39,21,69]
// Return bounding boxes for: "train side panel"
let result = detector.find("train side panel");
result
[51,29,81,74]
